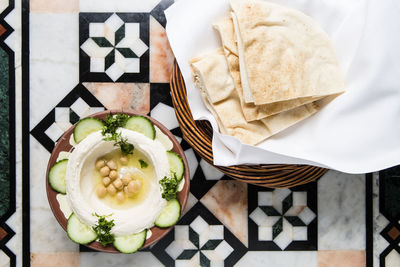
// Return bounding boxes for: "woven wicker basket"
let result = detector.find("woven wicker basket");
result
[170,62,327,188]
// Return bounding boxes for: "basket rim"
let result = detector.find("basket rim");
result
[169,61,328,187]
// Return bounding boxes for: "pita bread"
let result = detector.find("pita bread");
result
[190,49,320,145]
[214,17,323,122]
[230,0,345,105]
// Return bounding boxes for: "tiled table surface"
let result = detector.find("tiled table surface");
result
[0,0,399,266]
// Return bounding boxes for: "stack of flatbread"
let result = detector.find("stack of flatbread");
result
[190,0,345,145]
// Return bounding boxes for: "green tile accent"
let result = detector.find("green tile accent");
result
[260,206,281,216]
[272,217,283,240]
[105,49,115,70]
[189,226,199,248]
[0,47,9,218]
[116,48,137,58]
[115,24,125,46]
[282,193,292,215]
[201,239,222,250]
[177,249,198,260]
[285,216,306,226]
[91,37,113,47]
[69,109,80,124]
[200,252,210,267]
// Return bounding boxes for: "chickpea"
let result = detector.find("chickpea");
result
[95,159,106,170]
[116,191,125,203]
[113,178,123,190]
[96,184,107,198]
[102,177,111,186]
[121,174,132,186]
[124,186,134,197]
[106,184,117,195]
[109,170,118,180]
[99,166,110,177]
[107,160,117,170]
[120,156,128,165]
[127,180,141,194]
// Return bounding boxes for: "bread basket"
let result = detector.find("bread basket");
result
[170,62,328,188]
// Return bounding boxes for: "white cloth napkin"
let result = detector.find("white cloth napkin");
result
[165,0,400,174]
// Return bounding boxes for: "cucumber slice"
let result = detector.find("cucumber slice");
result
[67,213,97,244]
[49,159,68,194]
[155,126,173,150]
[154,198,181,228]
[167,151,185,182]
[113,230,147,254]
[73,117,105,143]
[124,116,156,140]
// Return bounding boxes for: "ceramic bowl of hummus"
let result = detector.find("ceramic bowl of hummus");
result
[46,110,190,253]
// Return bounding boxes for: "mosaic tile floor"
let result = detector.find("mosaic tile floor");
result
[0,0,399,266]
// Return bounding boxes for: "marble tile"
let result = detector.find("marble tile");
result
[81,13,150,82]
[248,186,317,250]
[0,250,10,267]
[0,25,6,37]
[235,251,318,267]
[183,148,198,180]
[5,212,22,267]
[150,102,179,130]
[199,159,224,180]
[30,137,77,252]
[249,208,278,227]
[386,249,400,267]
[44,122,64,142]
[30,0,79,13]
[150,16,174,83]
[166,215,234,265]
[273,218,294,250]
[317,250,365,267]
[0,0,8,14]
[30,13,79,129]
[80,252,163,267]
[79,12,150,83]
[84,82,150,114]
[201,180,248,247]
[182,192,198,215]
[79,0,162,12]
[318,171,365,250]
[31,252,80,267]
[174,135,182,143]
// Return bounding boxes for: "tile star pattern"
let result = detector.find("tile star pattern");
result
[80,12,149,83]
[151,202,247,266]
[166,217,233,265]
[248,183,318,251]
[250,189,316,249]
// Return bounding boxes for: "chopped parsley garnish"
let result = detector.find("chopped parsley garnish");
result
[101,113,134,154]
[102,112,129,136]
[92,213,115,246]
[159,174,179,201]
[139,159,148,168]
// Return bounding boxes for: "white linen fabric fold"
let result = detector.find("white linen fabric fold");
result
[165,0,400,173]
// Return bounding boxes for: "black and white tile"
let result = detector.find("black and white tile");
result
[248,183,318,251]
[30,84,104,152]
[80,12,149,83]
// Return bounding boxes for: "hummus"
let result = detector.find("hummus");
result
[65,128,169,236]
